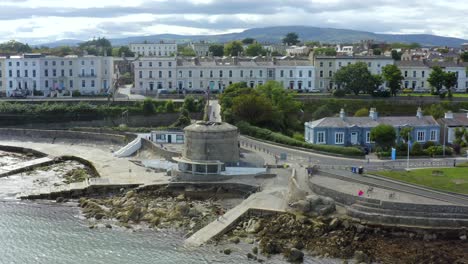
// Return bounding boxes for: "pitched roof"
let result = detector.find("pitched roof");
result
[438,113,468,127]
[309,115,439,128]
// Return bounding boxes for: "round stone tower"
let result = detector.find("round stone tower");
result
[183,121,239,165]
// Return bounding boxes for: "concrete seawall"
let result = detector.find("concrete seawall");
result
[0,128,129,145]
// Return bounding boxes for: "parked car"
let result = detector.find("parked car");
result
[309,89,321,93]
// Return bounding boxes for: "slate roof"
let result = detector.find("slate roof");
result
[309,115,439,128]
[438,113,468,127]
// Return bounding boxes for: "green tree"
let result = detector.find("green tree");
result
[209,44,224,56]
[443,71,458,91]
[282,32,300,45]
[242,38,255,45]
[428,66,445,93]
[142,98,156,116]
[165,100,176,113]
[224,41,244,56]
[423,104,446,119]
[179,46,196,56]
[172,109,191,128]
[333,62,374,95]
[313,47,337,56]
[79,37,112,56]
[354,108,369,117]
[245,43,266,56]
[219,82,251,122]
[382,64,404,96]
[312,105,333,120]
[231,93,275,126]
[461,52,468,62]
[370,74,384,93]
[0,40,32,54]
[370,124,396,151]
[117,46,135,57]
[373,48,382,55]
[399,127,413,142]
[391,50,402,61]
[182,96,197,112]
[304,41,320,47]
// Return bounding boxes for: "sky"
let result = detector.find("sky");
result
[0,0,467,44]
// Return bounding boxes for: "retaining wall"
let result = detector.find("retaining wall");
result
[0,128,128,145]
[141,138,180,160]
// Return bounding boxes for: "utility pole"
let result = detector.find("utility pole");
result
[443,124,447,157]
[407,132,410,170]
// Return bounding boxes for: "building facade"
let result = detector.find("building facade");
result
[305,108,440,147]
[397,61,468,92]
[189,42,211,57]
[4,54,113,97]
[0,57,5,96]
[437,112,468,144]
[129,42,177,57]
[133,56,315,94]
[312,55,394,91]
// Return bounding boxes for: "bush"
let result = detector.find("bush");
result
[312,105,334,120]
[237,121,364,156]
[354,108,369,117]
[332,89,347,97]
[439,92,447,99]
[410,142,424,155]
[165,100,176,113]
[423,141,436,149]
[142,98,157,115]
[292,133,305,142]
[33,90,44,96]
[372,90,391,97]
[72,90,81,97]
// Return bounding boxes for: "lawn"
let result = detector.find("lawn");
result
[375,166,468,194]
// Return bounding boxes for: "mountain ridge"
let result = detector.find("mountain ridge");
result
[38,26,468,48]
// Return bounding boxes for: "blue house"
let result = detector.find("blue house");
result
[304,108,440,147]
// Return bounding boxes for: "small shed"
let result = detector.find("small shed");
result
[151,129,184,144]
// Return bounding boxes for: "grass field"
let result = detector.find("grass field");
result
[376,166,468,194]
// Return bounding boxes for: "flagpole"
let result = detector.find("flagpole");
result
[407,132,410,170]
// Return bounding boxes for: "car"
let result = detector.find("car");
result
[308,89,321,93]
[157,89,169,94]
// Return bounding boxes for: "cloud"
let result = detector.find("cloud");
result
[0,0,466,44]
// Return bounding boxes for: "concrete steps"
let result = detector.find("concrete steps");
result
[114,138,141,157]
[351,203,468,219]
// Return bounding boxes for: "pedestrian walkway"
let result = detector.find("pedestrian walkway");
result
[185,188,287,247]
[0,157,54,177]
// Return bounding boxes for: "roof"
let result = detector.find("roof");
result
[396,60,428,67]
[184,121,238,133]
[315,55,393,60]
[438,113,468,127]
[308,115,439,129]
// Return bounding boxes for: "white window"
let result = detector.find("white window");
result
[317,131,326,144]
[366,131,371,143]
[430,130,437,141]
[335,132,344,144]
[417,131,426,142]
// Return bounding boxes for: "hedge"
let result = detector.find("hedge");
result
[237,121,364,157]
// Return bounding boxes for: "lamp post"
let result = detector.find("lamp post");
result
[443,124,447,157]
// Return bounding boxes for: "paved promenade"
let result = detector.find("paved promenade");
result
[0,140,170,186]
[185,187,287,247]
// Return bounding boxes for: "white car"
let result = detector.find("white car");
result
[308,89,321,93]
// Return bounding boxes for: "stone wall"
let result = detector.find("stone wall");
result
[0,128,128,145]
[141,138,180,160]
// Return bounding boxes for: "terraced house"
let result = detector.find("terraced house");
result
[133,56,315,94]
[304,108,440,147]
[4,54,113,97]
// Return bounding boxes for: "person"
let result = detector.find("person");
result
[454,159,457,167]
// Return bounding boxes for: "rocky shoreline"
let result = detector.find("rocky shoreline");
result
[221,213,468,263]
[77,189,229,237]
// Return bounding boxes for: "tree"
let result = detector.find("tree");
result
[428,66,445,93]
[443,71,458,91]
[399,127,413,142]
[245,43,266,56]
[391,50,401,61]
[117,46,135,57]
[382,64,404,96]
[312,105,333,120]
[142,98,156,116]
[282,32,300,45]
[182,96,197,112]
[165,100,176,113]
[179,46,196,56]
[224,41,244,56]
[370,124,396,150]
[304,41,320,47]
[423,104,446,119]
[313,47,337,56]
[219,82,251,122]
[370,74,384,93]
[172,109,191,128]
[373,48,382,55]
[461,52,468,62]
[231,93,275,126]
[333,62,374,95]
[242,38,255,45]
[0,40,32,54]
[79,37,112,56]
[354,108,369,117]
[208,44,224,56]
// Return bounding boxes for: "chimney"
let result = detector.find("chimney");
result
[339,108,346,120]
[444,111,454,119]
[416,107,423,119]
[369,108,378,120]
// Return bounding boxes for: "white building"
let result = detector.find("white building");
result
[129,42,177,57]
[312,55,394,91]
[189,41,211,57]
[397,61,468,92]
[4,54,113,97]
[0,57,5,96]
[336,45,354,56]
[286,46,311,56]
[133,56,315,95]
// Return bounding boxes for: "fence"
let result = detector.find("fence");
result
[239,137,460,171]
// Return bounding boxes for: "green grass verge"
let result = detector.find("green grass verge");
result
[375,167,468,194]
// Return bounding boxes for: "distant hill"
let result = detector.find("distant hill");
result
[39,26,468,48]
